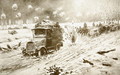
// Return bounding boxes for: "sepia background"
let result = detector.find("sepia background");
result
[0,0,120,75]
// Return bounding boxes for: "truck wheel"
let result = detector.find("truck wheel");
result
[40,48,47,55]
[37,50,41,57]
[22,49,27,56]
[60,42,63,46]
[56,44,60,50]
[37,48,47,57]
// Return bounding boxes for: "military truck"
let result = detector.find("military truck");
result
[22,20,63,57]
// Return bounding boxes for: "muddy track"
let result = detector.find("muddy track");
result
[0,28,120,75]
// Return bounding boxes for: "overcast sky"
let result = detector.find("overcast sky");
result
[0,0,120,22]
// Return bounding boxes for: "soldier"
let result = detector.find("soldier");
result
[54,22,60,28]
[92,22,95,27]
[83,22,87,28]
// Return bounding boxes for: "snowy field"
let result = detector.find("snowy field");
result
[0,23,120,75]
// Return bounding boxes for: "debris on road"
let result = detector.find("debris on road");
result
[97,49,116,55]
[8,30,17,35]
[45,65,73,75]
[112,58,118,60]
[0,42,22,52]
[102,62,112,67]
[7,44,12,49]
[83,59,94,65]
[45,65,63,75]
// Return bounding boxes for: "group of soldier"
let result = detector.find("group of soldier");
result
[77,22,120,37]
[63,22,120,44]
